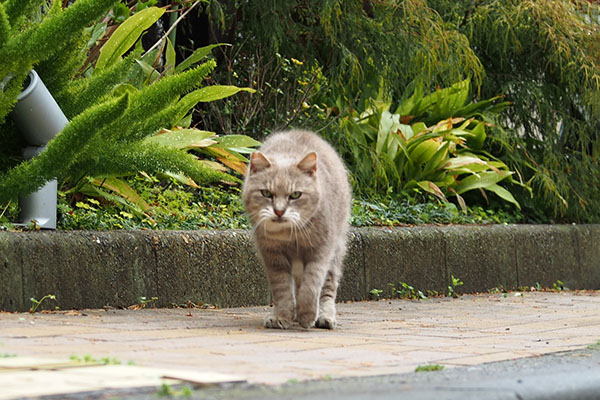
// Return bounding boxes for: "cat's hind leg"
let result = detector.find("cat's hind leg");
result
[315,241,345,329]
[315,268,340,329]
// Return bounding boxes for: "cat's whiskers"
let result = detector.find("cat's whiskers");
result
[295,216,315,248]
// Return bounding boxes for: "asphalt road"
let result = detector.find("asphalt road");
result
[44,347,600,400]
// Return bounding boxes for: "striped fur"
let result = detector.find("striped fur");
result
[243,130,351,329]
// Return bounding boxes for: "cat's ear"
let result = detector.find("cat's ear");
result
[249,151,271,173]
[297,152,317,176]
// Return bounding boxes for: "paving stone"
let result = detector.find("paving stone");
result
[0,291,599,396]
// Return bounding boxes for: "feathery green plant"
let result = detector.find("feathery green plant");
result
[0,0,117,125]
[0,3,256,211]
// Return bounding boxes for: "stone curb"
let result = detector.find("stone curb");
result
[1,225,599,312]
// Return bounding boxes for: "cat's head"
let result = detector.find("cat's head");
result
[242,151,320,234]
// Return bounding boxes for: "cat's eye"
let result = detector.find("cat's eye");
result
[289,191,302,200]
[260,189,273,198]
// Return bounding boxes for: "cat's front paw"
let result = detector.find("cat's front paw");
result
[315,315,336,330]
[296,309,317,329]
[263,314,292,329]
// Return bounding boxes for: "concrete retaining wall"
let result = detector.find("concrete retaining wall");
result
[1,225,599,312]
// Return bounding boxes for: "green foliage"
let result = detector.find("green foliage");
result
[209,0,483,95]
[49,187,521,232]
[95,6,164,71]
[57,179,249,231]
[0,3,257,217]
[195,0,600,222]
[336,80,526,210]
[197,0,484,137]
[430,0,600,221]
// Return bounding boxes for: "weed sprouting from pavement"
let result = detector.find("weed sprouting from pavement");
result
[415,364,445,372]
[369,288,383,300]
[29,294,57,313]
[447,275,464,298]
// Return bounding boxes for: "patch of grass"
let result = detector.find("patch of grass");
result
[351,197,524,227]
[0,353,17,358]
[157,383,194,397]
[587,341,600,350]
[70,354,124,365]
[415,364,445,372]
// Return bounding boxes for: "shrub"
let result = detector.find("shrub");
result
[336,80,529,210]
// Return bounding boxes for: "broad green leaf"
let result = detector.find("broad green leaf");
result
[423,141,450,174]
[86,21,107,49]
[448,187,467,212]
[213,135,261,149]
[443,156,488,170]
[165,37,176,76]
[411,122,427,135]
[395,82,423,116]
[377,111,400,158]
[199,160,229,173]
[206,147,249,174]
[486,183,521,209]
[466,122,486,149]
[454,96,510,117]
[144,129,216,149]
[91,177,150,211]
[397,123,414,141]
[416,180,447,202]
[454,171,513,194]
[409,139,440,165]
[161,171,200,189]
[79,183,146,217]
[96,7,165,72]
[134,59,159,82]
[176,43,232,73]
[176,85,256,121]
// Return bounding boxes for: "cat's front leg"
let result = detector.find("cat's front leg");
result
[263,259,295,329]
[296,261,328,329]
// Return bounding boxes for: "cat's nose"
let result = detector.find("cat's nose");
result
[274,209,285,217]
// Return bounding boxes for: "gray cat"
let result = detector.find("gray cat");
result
[242,129,351,329]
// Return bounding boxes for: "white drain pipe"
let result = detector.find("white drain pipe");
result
[10,70,69,229]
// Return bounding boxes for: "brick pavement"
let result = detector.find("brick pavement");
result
[0,291,599,398]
